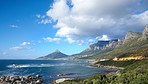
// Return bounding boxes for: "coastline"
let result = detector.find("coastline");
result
[51,61,123,84]
[88,64,124,70]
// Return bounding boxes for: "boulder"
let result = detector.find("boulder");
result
[36,75,42,78]
[55,78,71,83]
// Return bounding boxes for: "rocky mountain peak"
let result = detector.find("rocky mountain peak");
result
[36,49,68,60]
[55,49,60,53]
[141,24,148,40]
[123,31,142,44]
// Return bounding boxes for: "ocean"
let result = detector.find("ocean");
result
[0,60,116,83]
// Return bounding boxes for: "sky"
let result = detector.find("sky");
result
[0,0,148,59]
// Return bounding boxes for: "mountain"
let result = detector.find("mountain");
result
[123,31,142,44]
[36,50,68,60]
[140,24,148,40]
[76,25,148,59]
[56,25,148,84]
[70,40,112,59]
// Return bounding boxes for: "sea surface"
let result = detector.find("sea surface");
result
[0,60,116,83]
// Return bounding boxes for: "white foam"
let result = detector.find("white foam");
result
[6,63,71,68]
[7,64,54,68]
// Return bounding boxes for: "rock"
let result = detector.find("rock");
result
[0,78,5,83]
[36,75,42,78]
[36,80,43,84]
[104,40,118,49]
[123,31,142,44]
[140,25,148,40]
[5,76,10,82]
[0,75,43,84]
[55,78,71,83]
[57,73,76,76]
[1,76,6,79]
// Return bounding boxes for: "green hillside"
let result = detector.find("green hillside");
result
[57,60,148,84]
[85,39,148,59]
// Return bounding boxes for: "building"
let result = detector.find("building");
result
[113,57,119,61]
[113,56,148,61]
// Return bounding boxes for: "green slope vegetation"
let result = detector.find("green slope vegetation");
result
[90,39,148,59]
[57,44,148,84]
[57,60,148,84]
[95,60,141,67]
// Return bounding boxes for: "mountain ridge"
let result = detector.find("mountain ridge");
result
[74,25,148,59]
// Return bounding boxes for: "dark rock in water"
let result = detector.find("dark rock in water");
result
[36,80,43,84]
[36,74,42,78]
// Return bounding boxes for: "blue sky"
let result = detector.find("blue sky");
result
[0,0,88,59]
[0,0,148,59]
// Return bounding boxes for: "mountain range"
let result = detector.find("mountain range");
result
[36,25,148,60]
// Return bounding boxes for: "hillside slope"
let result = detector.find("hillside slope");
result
[80,25,148,59]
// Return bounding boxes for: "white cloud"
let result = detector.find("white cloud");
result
[46,0,70,21]
[20,42,35,46]
[10,25,18,28]
[39,19,52,24]
[2,52,7,55]
[10,46,31,51]
[41,15,46,18]
[64,38,75,43]
[88,39,95,44]
[77,40,85,46]
[36,14,41,18]
[42,37,62,43]
[97,35,110,41]
[36,14,50,24]
[46,0,148,42]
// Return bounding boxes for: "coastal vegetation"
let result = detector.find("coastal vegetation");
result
[95,60,141,67]
[57,60,148,84]
[90,39,148,59]
[55,25,148,84]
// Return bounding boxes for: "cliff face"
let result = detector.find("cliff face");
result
[86,41,110,51]
[123,31,142,44]
[104,39,119,49]
[71,41,110,58]
[74,25,148,59]
[140,25,148,40]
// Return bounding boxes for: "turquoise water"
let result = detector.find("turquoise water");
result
[0,60,116,83]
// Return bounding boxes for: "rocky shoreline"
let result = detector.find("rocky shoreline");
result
[88,64,124,70]
[51,78,71,84]
[0,75,43,84]
[50,63,124,84]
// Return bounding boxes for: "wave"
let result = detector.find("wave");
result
[7,64,55,68]
[6,63,70,68]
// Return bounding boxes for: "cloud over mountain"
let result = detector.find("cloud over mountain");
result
[46,0,148,42]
